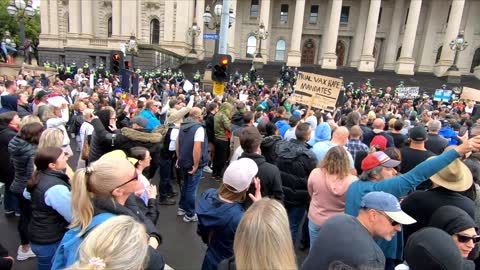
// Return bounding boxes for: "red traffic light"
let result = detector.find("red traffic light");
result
[220,57,228,65]
[112,53,121,61]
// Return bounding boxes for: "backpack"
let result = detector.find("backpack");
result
[51,213,116,270]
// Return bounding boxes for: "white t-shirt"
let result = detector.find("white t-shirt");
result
[79,122,94,147]
[16,80,27,87]
[194,126,205,142]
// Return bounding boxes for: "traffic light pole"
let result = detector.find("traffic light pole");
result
[218,0,230,54]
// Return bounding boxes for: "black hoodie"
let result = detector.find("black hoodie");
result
[429,205,477,235]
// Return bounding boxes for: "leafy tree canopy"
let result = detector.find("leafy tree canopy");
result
[0,0,41,46]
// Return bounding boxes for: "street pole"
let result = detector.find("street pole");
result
[218,0,230,54]
[214,28,220,54]
[18,19,26,45]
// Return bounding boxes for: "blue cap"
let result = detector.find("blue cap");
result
[360,192,416,225]
[114,87,123,94]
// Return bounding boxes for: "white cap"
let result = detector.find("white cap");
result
[223,158,258,193]
[78,92,90,99]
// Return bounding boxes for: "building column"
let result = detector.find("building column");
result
[227,0,238,61]
[40,0,50,35]
[382,0,405,70]
[81,0,93,37]
[196,0,205,60]
[458,1,478,72]
[121,0,137,37]
[417,2,443,72]
[163,0,175,42]
[348,0,369,67]
[320,0,342,69]
[49,0,59,36]
[68,0,81,35]
[112,0,121,37]
[286,0,306,67]
[255,0,271,64]
[433,0,466,76]
[395,0,422,75]
[358,0,382,72]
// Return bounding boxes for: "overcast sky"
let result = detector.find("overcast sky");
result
[32,0,40,9]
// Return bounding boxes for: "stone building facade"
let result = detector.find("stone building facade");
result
[39,0,480,77]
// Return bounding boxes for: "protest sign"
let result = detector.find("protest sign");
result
[461,87,480,102]
[183,80,193,91]
[397,87,419,99]
[294,72,343,111]
[433,89,453,102]
[239,94,249,102]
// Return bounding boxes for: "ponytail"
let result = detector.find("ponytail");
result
[70,168,94,235]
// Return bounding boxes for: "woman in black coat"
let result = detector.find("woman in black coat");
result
[0,111,20,215]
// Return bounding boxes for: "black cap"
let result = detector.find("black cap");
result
[409,126,427,141]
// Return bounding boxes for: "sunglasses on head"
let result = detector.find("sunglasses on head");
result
[456,234,480,243]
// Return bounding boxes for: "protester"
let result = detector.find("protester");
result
[346,125,369,161]
[197,158,259,270]
[218,198,297,270]
[0,111,20,216]
[303,191,415,270]
[307,146,357,245]
[66,215,149,270]
[26,147,71,270]
[425,119,449,154]
[212,102,233,180]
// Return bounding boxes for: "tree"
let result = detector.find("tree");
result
[0,0,41,56]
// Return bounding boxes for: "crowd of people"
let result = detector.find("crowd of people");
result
[0,64,480,270]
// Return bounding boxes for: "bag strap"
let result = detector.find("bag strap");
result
[85,213,116,233]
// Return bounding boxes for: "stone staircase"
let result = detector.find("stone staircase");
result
[180,60,480,93]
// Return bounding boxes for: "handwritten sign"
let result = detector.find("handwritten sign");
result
[461,87,480,102]
[294,72,343,111]
[397,87,419,99]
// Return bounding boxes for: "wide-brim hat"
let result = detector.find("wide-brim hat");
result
[429,157,473,192]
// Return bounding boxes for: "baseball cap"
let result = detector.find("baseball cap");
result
[360,191,416,225]
[114,87,123,94]
[130,116,148,128]
[78,92,90,99]
[409,126,427,141]
[370,135,387,150]
[223,158,258,193]
[361,151,401,171]
[35,90,52,99]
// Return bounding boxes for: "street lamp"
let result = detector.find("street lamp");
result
[254,22,269,58]
[448,31,468,72]
[125,34,138,71]
[6,0,35,46]
[188,22,201,54]
[203,1,235,53]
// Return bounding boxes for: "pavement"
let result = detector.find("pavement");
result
[0,147,308,270]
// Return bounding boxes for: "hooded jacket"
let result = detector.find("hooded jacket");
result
[8,135,36,194]
[429,205,477,235]
[260,135,282,164]
[196,188,244,270]
[214,103,233,141]
[0,95,18,113]
[0,124,16,185]
[275,139,317,207]
[307,122,331,146]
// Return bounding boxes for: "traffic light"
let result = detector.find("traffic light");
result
[211,54,232,82]
[110,50,125,75]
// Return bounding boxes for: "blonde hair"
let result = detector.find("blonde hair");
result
[40,105,58,122]
[319,146,351,179]
[20,115,42,129]
[70,157,136,235]
[83,108,94,120]
[38,128,64,149]
[66,215,148,270]
[234,198,297,270]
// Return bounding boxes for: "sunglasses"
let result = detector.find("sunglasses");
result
[114,171,138,189]
[376,211,400,226]
[456,234,480,243]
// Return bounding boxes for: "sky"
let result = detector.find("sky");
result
[32,0,40,9]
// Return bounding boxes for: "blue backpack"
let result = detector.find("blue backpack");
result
[51,213,116,270]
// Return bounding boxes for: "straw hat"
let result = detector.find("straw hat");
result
[429,157,473,192]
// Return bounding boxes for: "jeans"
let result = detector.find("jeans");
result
[286,206,309,245]
[31,241,60,270]
[3,187,19,213]
[178,168,203,218]
[16,194,31,245]
[308,220,321,248]
[159,156,174,200]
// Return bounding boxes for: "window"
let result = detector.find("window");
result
[309,5,319,24]
[90,56,96,66]
[107,17,112,37]
[378,7,382,25]
[246,36,257,58]
[435,46,443,64]
[275,40,286,61]
[150,19,160,44]
[280,4,289,24]
[340,6,350,25]
[446,5,452,24]
[250,0,259,18]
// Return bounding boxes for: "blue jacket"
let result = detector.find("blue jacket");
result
[438,126,459,145]
[197,189,244,270]
[307,122,331,146]
[344,149,460,260]
[138,109,160,131]
[276,120,290,137]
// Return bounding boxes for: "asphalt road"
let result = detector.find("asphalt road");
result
[0,148,308,270]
